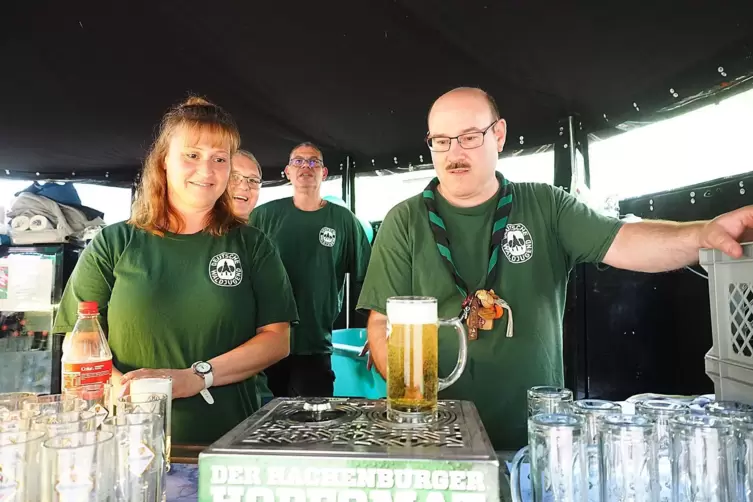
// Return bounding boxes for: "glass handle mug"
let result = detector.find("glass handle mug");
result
[510,413,588,502]
[385,296,467,423]
[438,317,468,391]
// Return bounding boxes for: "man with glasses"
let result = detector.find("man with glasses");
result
[250,142,372,398]
[229,149,262,220]
[357,86,753,450]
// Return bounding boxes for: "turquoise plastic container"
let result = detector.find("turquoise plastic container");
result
[331,328,386,399]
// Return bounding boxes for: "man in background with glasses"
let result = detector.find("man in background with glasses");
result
[357,86,753,450]
[228,149,277,405]
[229,149,262,220]
[250,142,372,398]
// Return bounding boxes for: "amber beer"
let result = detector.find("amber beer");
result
[387,319,439,414]
[386,296,468,422]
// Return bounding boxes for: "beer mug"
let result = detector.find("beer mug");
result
[528,386,573,418]
[599,414,660,501]
[705,400,753,422]
[670,414,736,502]
[385,296,467,423]
[635,400,690,501]
[735,421,753,502]
[571,399,622,501]
[510,413,588,502]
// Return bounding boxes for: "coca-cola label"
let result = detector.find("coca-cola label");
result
[62,360,113,389]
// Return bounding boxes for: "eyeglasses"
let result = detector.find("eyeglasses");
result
[426,120,498,152]
[289,157,324,169]
[229,172,261,189]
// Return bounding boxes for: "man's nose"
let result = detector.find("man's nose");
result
[447,137,467,156]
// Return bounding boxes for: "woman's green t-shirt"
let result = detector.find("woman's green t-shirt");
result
[54,222,299,445]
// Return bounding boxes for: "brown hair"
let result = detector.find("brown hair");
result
[129,96,244,236]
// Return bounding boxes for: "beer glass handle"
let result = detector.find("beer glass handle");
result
[437,317,468,391]
[510,445,529,502]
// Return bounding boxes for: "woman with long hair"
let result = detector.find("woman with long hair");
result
[53,96,298,445]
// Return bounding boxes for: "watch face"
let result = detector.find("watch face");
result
[195,362,211,374]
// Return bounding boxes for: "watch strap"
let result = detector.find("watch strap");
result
[204,369,214,389]
[192,361,214,405]
[199,388,215,405]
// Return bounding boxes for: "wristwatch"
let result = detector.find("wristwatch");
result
[191,361,215,405]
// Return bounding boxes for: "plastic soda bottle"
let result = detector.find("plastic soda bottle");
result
[61,301,113,391]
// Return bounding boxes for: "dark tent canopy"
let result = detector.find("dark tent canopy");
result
[2,1,752,186]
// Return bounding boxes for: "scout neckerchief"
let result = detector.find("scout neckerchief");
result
[422,171,514,340]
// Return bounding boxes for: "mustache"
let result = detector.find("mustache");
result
[446,161,471,171]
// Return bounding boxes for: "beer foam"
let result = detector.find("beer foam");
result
[387,299,437,324]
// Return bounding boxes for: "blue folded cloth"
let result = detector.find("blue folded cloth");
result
[166,464,199,501]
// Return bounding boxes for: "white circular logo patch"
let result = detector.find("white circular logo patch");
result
[319,227,336,247]
[209,252,243,287]
[502,223,533,264]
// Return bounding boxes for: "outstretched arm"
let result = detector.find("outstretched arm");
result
[603,206,753,273]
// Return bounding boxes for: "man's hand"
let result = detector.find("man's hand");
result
[120,368,204,399]
[365,311,389,379]
[697,206,753,258]
[359,341,375,371]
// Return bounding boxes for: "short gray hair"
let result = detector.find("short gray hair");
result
[234,149,262,180]
[290,142,323,163]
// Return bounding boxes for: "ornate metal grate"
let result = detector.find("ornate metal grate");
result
[239,401,466,448]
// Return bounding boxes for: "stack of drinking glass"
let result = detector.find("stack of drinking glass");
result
[0,377,172,502]
[510,386,753,501]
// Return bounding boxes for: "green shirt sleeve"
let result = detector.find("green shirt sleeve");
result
[53,226,120,334]
[550,185,624,268]
[247,205,268,233]
[356,204,413,315]
[249,230,299,328]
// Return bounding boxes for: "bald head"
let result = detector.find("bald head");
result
[425,87,507,207]
[428,87,500,125]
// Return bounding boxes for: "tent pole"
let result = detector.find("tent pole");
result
[342,155,352,328]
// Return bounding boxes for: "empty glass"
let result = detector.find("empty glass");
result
[0,429,45,501]
[118,392,170,472]
[0,392,36,412]
[528,386,574,417]
[635,399,690,501]
[571,399,622,501]
[670,414,736,502]
[129,378,172,467]
[63,382,112,428]
[23,394,88,416]
[511,413,588,502]
[0,409,39,432]
[599,414,659,501]
[32,410,97,437]
[705,401,753,422]
[102,413,165,502]
[734,421,753,502]
[41,430,115,501]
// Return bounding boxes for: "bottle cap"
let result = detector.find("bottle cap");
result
[78,301,98,315]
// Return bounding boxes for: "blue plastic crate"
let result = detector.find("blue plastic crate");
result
[332,328,386,399]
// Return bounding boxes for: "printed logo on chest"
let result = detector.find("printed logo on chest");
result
[209,252,243,287]
[319,226,337,247]
[502,223,533,264]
